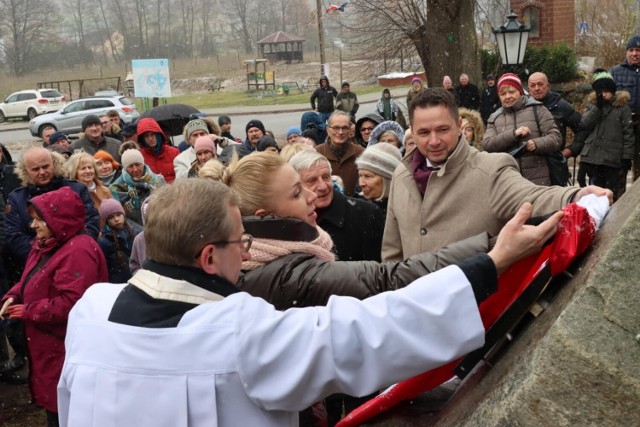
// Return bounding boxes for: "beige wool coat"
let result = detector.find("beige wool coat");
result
[382,137,580,262]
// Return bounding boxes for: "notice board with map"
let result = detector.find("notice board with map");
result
[132,59,172,98]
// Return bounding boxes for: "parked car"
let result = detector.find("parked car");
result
[0,89,66,122]
[29,96,139,137]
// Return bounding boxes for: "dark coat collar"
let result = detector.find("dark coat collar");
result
[317,191,347,228]
[142,259,238,297]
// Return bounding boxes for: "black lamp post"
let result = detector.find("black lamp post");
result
[493,12,530,68]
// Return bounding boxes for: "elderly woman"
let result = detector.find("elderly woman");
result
[355,143,402,215]
[66,152,112,211]
[110,149,164,226]
[93,150,122,185]
[368,120,405,149]
[482,73,562,185]
[0,187,108,426]
[459,108,485,151]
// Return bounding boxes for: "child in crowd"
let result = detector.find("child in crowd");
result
[98,199,141,283]
[578,69,634,200]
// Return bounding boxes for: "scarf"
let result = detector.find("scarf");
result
[382,97,391,120]
[328,141,348,162]
[99,170,117,186]
[242,226,335,271]
[411,149,440,197]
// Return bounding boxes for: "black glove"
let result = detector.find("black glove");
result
[596,93,609,108]
[622,159,632,170]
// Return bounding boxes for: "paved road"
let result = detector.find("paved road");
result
[0,87,408,153]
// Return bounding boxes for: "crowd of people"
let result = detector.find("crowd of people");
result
[0,35,638,426]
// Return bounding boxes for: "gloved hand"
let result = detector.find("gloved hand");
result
[7,304,25,320]
[622,159,632,170]
[596,93,609,108]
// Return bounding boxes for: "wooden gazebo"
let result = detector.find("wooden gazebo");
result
[258,31,305,63]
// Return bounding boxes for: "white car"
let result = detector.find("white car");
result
[29,95,139,137]
[0,89,66,122]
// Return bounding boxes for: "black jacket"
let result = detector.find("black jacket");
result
[456,84,481,110]
[310,77,338,113]
[317,191,384,261]
[540,91,588,157]
[480,85,500,124]
[237,216,491,310]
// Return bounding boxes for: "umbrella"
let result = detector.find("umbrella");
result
[140,103,201,136]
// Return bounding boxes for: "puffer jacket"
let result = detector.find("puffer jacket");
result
[2,187,108,412]
[610,61,640,114]
[483,96,562,185]
[579,91,634,169]
[236,216,489,310]
[136,118,180,183]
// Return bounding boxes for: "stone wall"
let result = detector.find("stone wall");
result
[370,182,640,426]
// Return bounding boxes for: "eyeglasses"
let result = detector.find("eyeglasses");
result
[100,121,110,125]
[328,125,350,133]
[194,233,253,259]
[360,127,375,133]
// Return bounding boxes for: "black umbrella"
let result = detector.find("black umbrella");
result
[140,103,201,136]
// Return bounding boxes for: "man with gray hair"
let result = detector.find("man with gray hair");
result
[58,178,564,426]
[289,150,384,261]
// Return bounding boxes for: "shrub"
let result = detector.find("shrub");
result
[482,43,578,83]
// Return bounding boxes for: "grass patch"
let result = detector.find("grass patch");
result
[135,84,387,111]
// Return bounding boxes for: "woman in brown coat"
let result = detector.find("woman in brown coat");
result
[482,73,562,185]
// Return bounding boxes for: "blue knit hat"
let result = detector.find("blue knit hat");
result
[287,126,301,140]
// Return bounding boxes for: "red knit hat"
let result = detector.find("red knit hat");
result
[497,73,524,95]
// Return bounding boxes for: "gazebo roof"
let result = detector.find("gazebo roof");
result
[258,31,305,44]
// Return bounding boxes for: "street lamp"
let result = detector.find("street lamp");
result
[493,12,530,66]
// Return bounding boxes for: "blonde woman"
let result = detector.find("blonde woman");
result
[66,152,112,210]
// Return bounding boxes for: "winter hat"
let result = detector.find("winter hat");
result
[368,121,405,147]
[121,149,145,169]
[411,77,422,85]
[257,135,280,152]
[99,198,125,222]
[341,81,350,88]
[218,114,231,126]
[194,135,215,154]
[81,115,101,131]
[185,119,209,140]
[245,119,266,135]
[119,123,137,137]
[287,126,302,140]
[49,132,68,145]
[94,150,120,169]
[592,68,617,94]
[443,76,452,86]
[497,73,524,95]
[627,35,640,50]
[485,74,495,81]
[356,143,402,180]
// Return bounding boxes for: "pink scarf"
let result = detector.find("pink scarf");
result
[242,226,335,270]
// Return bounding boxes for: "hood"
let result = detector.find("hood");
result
[368,121,405,147]
[587,90,631,107]
[318,76,330,85]
[301,111,326,132]
[136,118,166,148]
[29,186,85,245]
[459,108,485,147]
[356,113,384,133]
[242,215,319,242]
[0,143,13,165]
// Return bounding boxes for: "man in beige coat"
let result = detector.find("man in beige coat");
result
[382,88,613,262]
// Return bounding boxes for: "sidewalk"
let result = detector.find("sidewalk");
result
[0,87,409,133]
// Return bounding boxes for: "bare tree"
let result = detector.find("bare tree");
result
[340,0,480,86]
[575,0,636,68]
[223,0,256,53]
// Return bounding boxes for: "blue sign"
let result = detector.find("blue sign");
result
[132,59,172,98]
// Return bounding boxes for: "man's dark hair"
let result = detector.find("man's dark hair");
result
[409,88,459,124]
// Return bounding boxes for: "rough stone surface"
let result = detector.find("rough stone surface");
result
[368,183,640,427]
